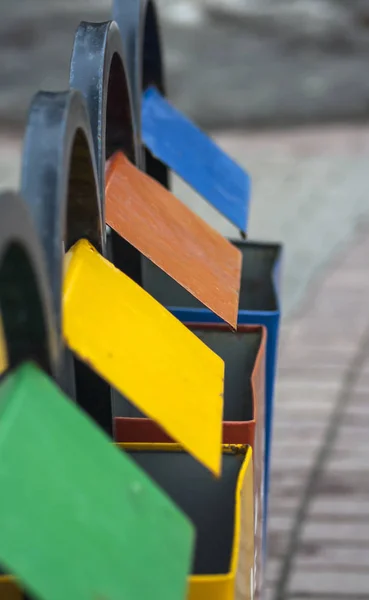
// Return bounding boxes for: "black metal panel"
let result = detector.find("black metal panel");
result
[20,90,113,436]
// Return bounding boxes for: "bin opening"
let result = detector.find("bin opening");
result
[127,449,243,575]
[114,326,261,423]
[142,241,280,313]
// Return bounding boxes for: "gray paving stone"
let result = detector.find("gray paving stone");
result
[274,383,340,409]
[278,364,347,376]
[294,546,369,571]
[315,471,369,498]
[275,408,332,427]
[276,379,342,394]
[305,291,369,318]
[267,495,302,515]
[308,497,369,519]
[333,427,369,448]
[272,423,327,441]
[293,315,369,338]
[285,326,366,350]
[341,401,369,416]
[326,455,369,472]
[265,558,284,586]
[341,411,369,428]
[270,450,320,471]
[288,569,369,596]
[268,474,314,501]
[268,530,291,560]
[278,345,356,369]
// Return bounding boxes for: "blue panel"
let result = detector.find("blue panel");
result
[142,87,250,233]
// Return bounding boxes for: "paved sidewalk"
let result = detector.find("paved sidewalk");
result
[267,221,369,599]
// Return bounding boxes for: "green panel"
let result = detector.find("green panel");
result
[0,363,194,600]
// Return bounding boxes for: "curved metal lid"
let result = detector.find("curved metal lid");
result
[20,90,112,435]
[70,20,138,206]
[0,191,58,377]
[112,0,169,185]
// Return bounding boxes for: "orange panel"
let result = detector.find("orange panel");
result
[105,152,242,329]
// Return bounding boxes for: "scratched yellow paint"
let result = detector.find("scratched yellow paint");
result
[0,316,8,375]
[63,239,224,475]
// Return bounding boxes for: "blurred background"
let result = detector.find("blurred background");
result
[2,1,369,599]
[2,0,369,130]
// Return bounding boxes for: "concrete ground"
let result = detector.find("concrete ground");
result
[2,123,369,598]
[268,221,369,600]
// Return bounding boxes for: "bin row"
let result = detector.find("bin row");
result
[0,1,282,599]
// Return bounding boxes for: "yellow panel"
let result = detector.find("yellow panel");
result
[63,239,224,475]
[0,316,8,375]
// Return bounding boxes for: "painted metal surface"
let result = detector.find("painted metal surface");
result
[70,20,138,216]
[63,239,224,475]
[142,87,250,233]
[115,324,266,597]
[187,325,265,599]
[112,0,165,127]
[0,363,194,600]
[142,239,282,556]
[106,151,242,328]
[123,443,254,600]
[20,90,113,435]
[0,191,60,599]
[0,191,57,377]
[70,21,146,417]
[115,325,265,445]
[112,0,169,186]
[21,90,104,332]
